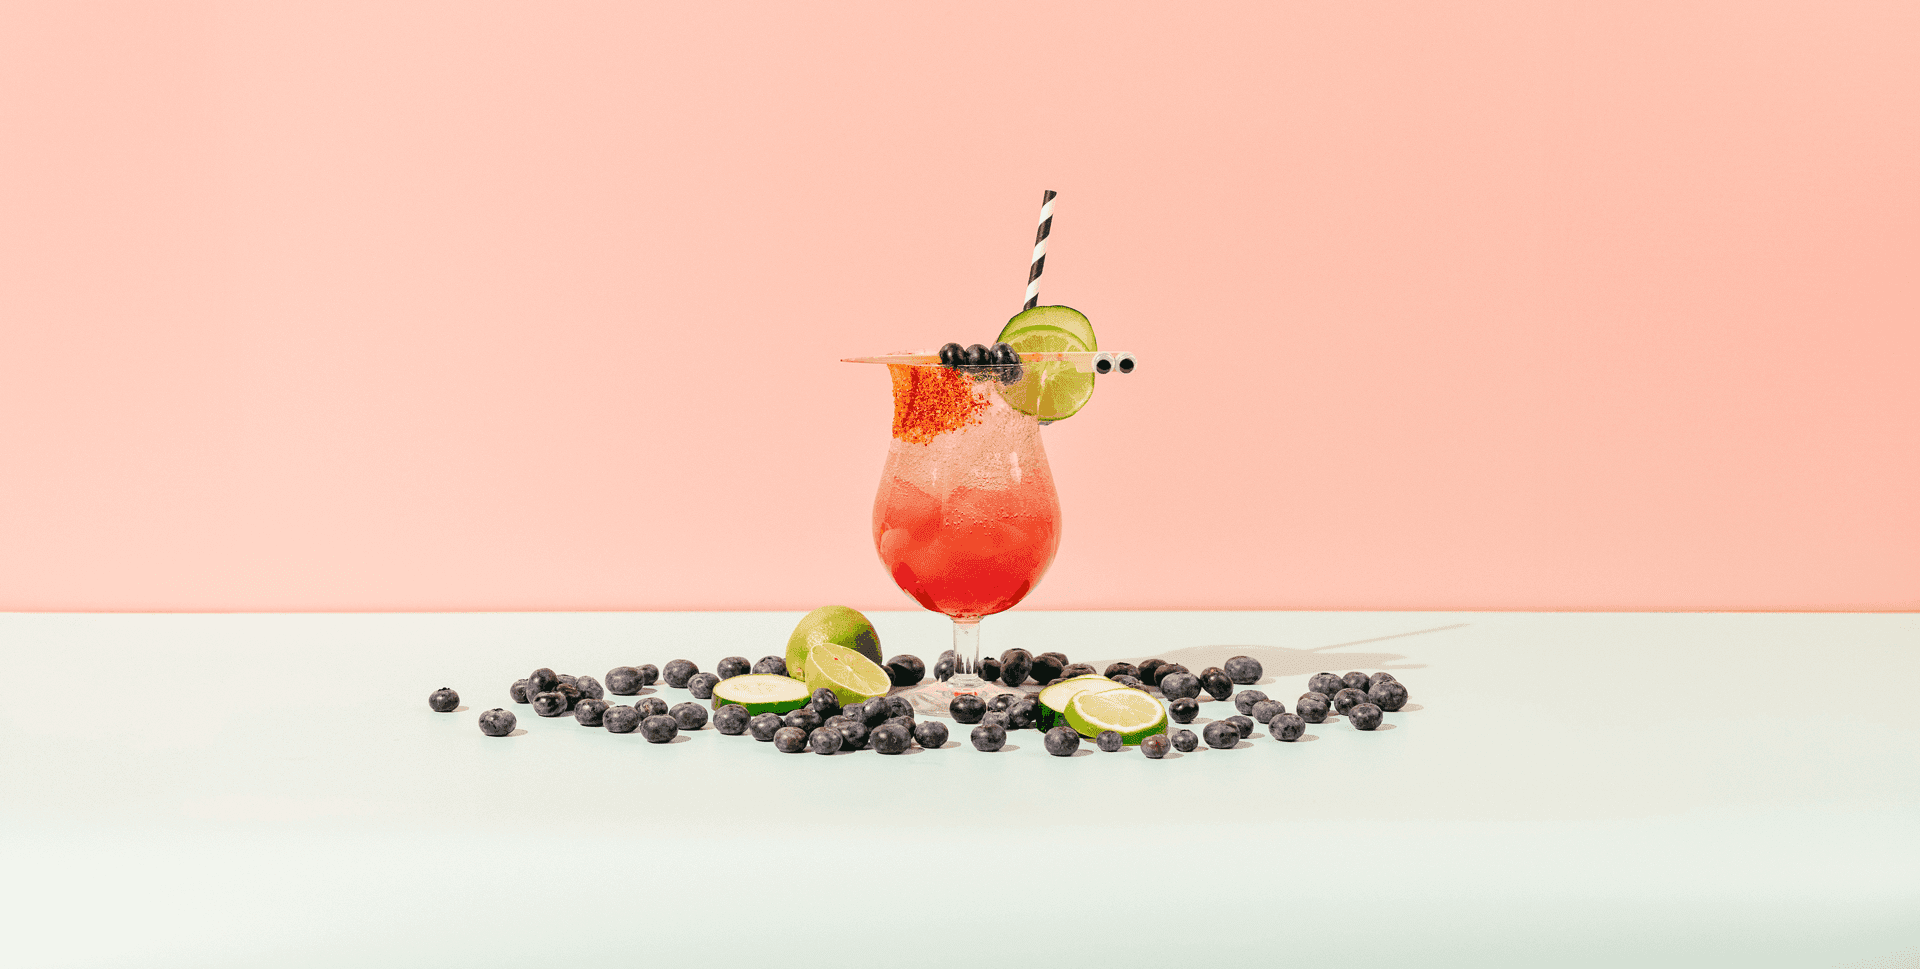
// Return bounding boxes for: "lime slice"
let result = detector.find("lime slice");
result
[804,643,893,705]
[1036,675,1127,731]
[1065,688,1169,744]
[998,305,1096,352]
[787,605,882,683]
[709,674,811,714]
[997,324,1095,422]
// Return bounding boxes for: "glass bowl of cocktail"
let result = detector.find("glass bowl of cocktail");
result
[843,304,1137,716]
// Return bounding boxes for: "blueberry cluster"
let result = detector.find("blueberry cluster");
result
[937,341,1024,384]
[475,656,770,738]
[938,647,1097,689]
[754,694,949,756]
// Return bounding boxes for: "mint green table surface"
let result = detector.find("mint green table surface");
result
[2,611,1914,968]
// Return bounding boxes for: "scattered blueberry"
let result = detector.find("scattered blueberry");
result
[1332,688,1368,715]
[934,651,956,681]
[1270,713,1305,742]
[1200,669,1233,700]
[640,714,679,743]
[981,711,1011,730]
[1203,721,1239,749]
[1232,690,1269,716]
[870,723,912,754]
[1112,674,1145,690]
[603,705,641,734]
[605,667,643,695]
[785,707,824,734]
[478,708,516,736]
[1295,693,1330,723]
[808,727,844,755]
[1368,671,1398,691]
[840,701,866,725]
[1225,715,1255,740]
[1171,729,1199,753]
[712,704,751,735]
[670,702,708,731]
[949,695,987,723]
[883,716,916,736]
[749,713,784,741]
[1006,698,1039,730]
[885,654,926,687]
[1160,673,1202,700]
[1224,655,1263,684]
[963,343,989,368]
[1150,663,1189,687]
[509,679,533,703]
[773,726,807,753]
[999,649,1034,688]
[858,702,891,728]
[428,687,459,712]
[970,722,1008,751]
[1341,671,1370,693]
[1349,703,1384,730]
[635,696,669,719]
[716,656,751,680]
[809,688,843,721]
[987,694,1017,714]
[1030,653,1066,684]
[1308,672,1344,697]
[883,696,915,721]
[1369,680,1409,712]
[938,342,964,366]
[1103,662,1140,680]
[634,664,659,688]
[573,698,609,726]
[557,674,579,688]
[529,668,560,694]
[550,682,582,711]
[1169,697,1200,723]
[1249,699,1286,724]
[1096,730,1123,752]
[573,675,604,700]
[913,721,949,749]
[831,718,870,751]
[1043,726,1082,757]
[1140,733,1172,758]
[662,660,698,689]
[752,656,786,676]
[979,657,1003,683]
[687,673,721,700]
[1059,663,1098,679]
[532,692,568,718]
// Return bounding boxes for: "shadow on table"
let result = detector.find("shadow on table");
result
[1101,622,1465,686]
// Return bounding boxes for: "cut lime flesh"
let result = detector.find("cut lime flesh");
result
[709,674,811,714]
[786,605,882,683]
[1064,688,1169,744]
[997,322,1095,422]
[1036,675,1127,731]
[999,305,1096,352]
[804,643,893,705]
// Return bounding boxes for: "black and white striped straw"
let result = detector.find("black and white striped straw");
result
[1022,189,1057,310]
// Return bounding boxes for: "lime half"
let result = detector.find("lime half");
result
[710,674,811,714]
[1036,675,1127,731]
[804,643,893,705]
[1064,688,1169,744]
[997,323,1095,422]
[999,305,1096,352]
[787,605,882,683]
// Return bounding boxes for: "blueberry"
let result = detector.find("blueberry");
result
[809,688,843,720]
[885,655,926,687]
[555,682,583,710]
[962,343,989,367]
[1139,733,1172,758]
[1005,698,1039,730]
[1349,702,1384,730]
[987,694,1017,714]
[573,675,604,700]
[602,705,641,734]
[1150,663,1188,686]
[635,696,669,719]
[870,723,912,754]
[1249,699,1286,724]
[1168,697,1200,723]
[979,657,1003,683]
[913,721,949,749]
[509,679,533,703]
[634,664,659,688]
[1342,671,1370,694]
[1030,654,1066,684]
[662,660,698,689]
[1096,730,1123,752]
[1112,674,1145,690]
[1043,726,1081,757]
[557,674,578,688]
[859,702,891,728]
[1171,729,1199,752]
[1368,671,1398,691]
[428,687,459,713]
[686,673,720,700]
[532,692,568,717]
[999,649,1033,688]
[477,708,516,736]
[1199,669,1233,700]
[938,342,964,366]
[529,668,560,694]
[808,727,844,755]
[1103,662,1140,680]
[1225,715,1255,740]
[949,695,987,723]
[1224,655,1263,684]
[749,713,784,741]
[1060,663,1098,679]
[883,695,915,721]
[712,704,752,735]
[883,715,916,736]
[831,718,870,751]
[1332,688,1368,715]
[1308,672,1344,697]
[970,722,1008,751]
[1295,693,1330,723]
[1369,680,1409,712]
[1232,690,1269,716]
[604,667,643,695]
[752,656,787,676]
[1160,673,1202,700]
[841,702,866,725]
[715,656,751,680]
[640,714,680,743]
[988,341,1020,382]
[1203,721,1239,749]
[1136,658,1166,683]
[670,702,708,731]
[934,651,956,682]
[1270,713,1306,742]
[773,726,807,753]
[573,698,609,726]
[980,710,1011,730]
[785,708,824,734]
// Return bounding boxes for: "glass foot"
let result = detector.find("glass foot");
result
[898,677,1035,718]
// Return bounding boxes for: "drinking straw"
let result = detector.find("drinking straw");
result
[1022,190,1057,310]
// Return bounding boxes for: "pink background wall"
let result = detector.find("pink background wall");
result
[3,1,1916,612]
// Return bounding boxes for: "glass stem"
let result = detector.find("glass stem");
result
[950,617,983,686]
